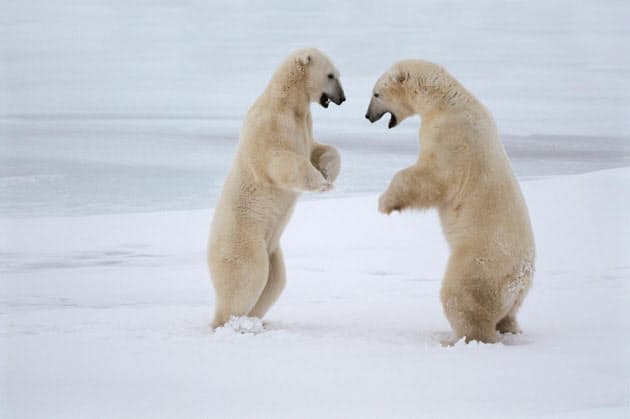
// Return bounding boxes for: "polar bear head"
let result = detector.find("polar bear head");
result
[289,48,346,108]
[365,60,446,128]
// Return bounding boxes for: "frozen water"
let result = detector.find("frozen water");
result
[1,119,628,217]
[1,0,629,217]
[2,0,629,137]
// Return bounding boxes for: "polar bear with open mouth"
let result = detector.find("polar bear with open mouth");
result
[366,60,535,343]
[209,48,345,328]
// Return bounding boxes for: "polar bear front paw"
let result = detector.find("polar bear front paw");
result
[305,174,333,193]
[317,151,340,182]
[317,180,334,192]
[378,192,402,214]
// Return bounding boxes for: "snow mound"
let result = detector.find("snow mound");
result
[214,316,265,336]
[434,331,533,347]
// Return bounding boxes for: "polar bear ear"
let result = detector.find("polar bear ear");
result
[389,69,409,84]
[296,53,312,67]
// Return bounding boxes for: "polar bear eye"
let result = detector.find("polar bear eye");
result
[327,73,334,79]
[373,93,380,98]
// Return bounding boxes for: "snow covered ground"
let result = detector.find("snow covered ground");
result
[1,168,629,418]
[2,0,630,417]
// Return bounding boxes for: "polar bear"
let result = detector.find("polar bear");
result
[365,60,535,343]
[209,48,345,328]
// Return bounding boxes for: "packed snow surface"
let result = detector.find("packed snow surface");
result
[1,168,629,418]
[1,0,629,417]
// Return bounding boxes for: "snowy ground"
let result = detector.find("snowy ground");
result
[2,0,630,417]
[1,168,629,418]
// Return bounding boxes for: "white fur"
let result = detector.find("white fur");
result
[209,48,342,328]
[370,60,536,343]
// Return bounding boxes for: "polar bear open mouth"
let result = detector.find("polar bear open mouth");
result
[319,93,331,108]
[372,111,398,128]
[365,111,398,128]
[387,112,397,129]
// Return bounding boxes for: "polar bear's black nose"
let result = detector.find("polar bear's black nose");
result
[340,96,346,103]
[365,113,370,119]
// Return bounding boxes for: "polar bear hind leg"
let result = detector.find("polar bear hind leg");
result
[210,242,270,329]
[442,297,499,344]
[496,271,531,334]
[249,248,286,319]
[440,253,502,344]
[496,313,521,335]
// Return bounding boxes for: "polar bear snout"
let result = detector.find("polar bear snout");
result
[365,111,381,123]
[365,98,381,122]
[334,93,346,105]
[331,78,346,104]
[365,99,397,128]
[320,79,346,108]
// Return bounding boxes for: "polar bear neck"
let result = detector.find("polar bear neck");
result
[263,61,311,114]
[409,69,476,116]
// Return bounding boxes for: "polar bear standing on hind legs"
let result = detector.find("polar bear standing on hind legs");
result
[209,48,345,329]
[366,60,535,344]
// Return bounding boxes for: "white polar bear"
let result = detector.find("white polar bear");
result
[366,60,535,343]
[209,48,345,328]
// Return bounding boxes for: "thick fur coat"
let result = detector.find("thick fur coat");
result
[209,48,344,328]
[366,60,535,343]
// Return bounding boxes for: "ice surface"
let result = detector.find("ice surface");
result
[2,0,629,137]
[1,168,629,418]
[1,0,629,217]
[1,1,629,417]
[1,119,628,217]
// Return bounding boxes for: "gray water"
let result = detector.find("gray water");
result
[1,117,628,217]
